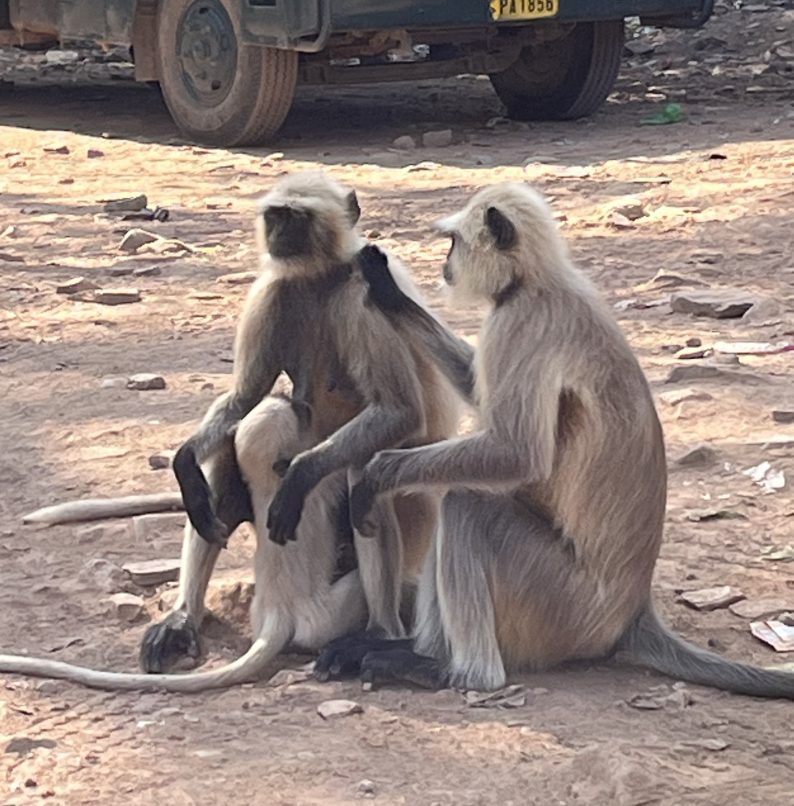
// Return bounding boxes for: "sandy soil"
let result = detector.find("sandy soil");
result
[1,3,794,804]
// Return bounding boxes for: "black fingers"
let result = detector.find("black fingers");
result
[266,469,309,545]
[314,633,412,681]
[358,245,411,314]
[139,611,201,674]
[173,442,230,546]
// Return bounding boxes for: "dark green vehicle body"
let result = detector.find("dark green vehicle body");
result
[1,1,713,144]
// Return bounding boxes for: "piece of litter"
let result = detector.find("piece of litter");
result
[677,586,744,612]
[760,544,794,562]
[714,340,792,356]
[750,620,794,652]
[743,461,786,494]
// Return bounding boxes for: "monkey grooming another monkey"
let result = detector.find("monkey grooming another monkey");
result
[0,173,458,691]
[337,185,794,699]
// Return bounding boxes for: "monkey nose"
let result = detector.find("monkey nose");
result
[443,263,453,284]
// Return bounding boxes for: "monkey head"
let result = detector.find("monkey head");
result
[434,182,570,302]
[256,171,362,275]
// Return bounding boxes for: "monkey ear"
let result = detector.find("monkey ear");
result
[486,206,517,250]
[346,190,361,225]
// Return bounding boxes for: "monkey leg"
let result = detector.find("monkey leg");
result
[236,397,367,660]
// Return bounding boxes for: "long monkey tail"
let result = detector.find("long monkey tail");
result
[617,605,794,699]
[22,493,184,527]
[0,636,282,692]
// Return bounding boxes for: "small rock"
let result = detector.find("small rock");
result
[659,388,714,407]
[109,592,146,622]
[686,508,746,523]
[91,288,142,305]
[664,365,724,383]
[367,230,381,239]
[87,148,105,159]
[611,199,646,221]
[670,290,755,319]
[317,699,363,720]
[608,212,634,229]
[686,337,702,347]
[218,271,258,285]
[712,352,740,367]
[123,558,181,587]
[5,737,57,758]
[392,135,417,150]
[119,229,159,254]
[133,265,162,277]
[148,452,172,470]
[56,277,99,295]
[772,410,794,424]
[357,780,376,797]
[680,738,730,752]
[100,375,128,389]
[103,195,148,213]
[132,513,186,541]
[80,558,128,593]
[676,445,718,467]
[127,373,166,391]
[421,129,453,148]
[676,347,711,360]
[45,49,79,64]
[267,667,313,687]
[44,145,70,155]
[730,598,792,620]
[677,586,744,611]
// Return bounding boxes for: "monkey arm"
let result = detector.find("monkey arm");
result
[359,244,476,403]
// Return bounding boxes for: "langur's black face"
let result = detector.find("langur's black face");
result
[264,205,314,259]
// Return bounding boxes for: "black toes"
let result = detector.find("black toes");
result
[139,612,200,673]
[314,633,412,681]
[360,648,443,690]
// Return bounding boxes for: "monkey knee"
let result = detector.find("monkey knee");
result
[235,397,301,482]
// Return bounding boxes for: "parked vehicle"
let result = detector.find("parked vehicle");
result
[0,0,714,145]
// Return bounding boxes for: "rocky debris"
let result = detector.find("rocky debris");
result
[131,512,186,541]
[670,290,755,319]
[56,277,98,295]
[730,598,792,619]
[421,129,453,148]
[743,461,785,493]
[658,388,714,407]
[82,288,142,305]
[676,445,718,467]
[126,373,166,391]
[103,194,147,213]
[108,592,146,622]
[148,452,173,470]
[119,228,159,254]
[123,558,180,587]
[678,738,730,752]
[608,212,635,229]
[686,337,703,347]
[466,684,526,708]
[665,365,724,383]
[686,509,746,523]
[772,410,794,424]
[79,558,128,594]
[392,135,417,150]
[750,619,794,653]
[610,198,646,221]
[357,780,376,797]
[87,148,105,159]
[317,699,363,720]
[676,346,711,360]
[218,271,258,285]
[677,586,744,611]
[5,737,57,758]
[627,686,693,711]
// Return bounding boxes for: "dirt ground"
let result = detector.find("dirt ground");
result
[1,3,794,804]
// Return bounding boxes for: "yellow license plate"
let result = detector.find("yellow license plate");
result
[490,0,559,21]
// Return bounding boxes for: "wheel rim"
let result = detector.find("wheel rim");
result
[176,0,238,107]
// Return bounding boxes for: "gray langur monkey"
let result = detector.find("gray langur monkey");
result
[339,182,794,699]
[0,173,458,691]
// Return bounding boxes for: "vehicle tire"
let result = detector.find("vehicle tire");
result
[155,0,298,146]
[490,20,623,121]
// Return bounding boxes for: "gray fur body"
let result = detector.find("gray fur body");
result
[354,182,794,698]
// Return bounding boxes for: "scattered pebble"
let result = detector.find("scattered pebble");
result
[421,129,453,148]
[670,290,755,319]
[119,228,159,254]
[148,452,172,470]
[676,347,711,360]
[87,148,105,158]
[108,592,146,622]
[317,699,363,720]
[772,410,794,424]
[127,373,166,391]
[357,779,376,797]
[676,445,718,467]
[677,586,744,611]
[123,558,181,587]
[218,271,258,285]
[392,135,417,150]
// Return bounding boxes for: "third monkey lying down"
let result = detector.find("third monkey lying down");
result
[318,181,794,699]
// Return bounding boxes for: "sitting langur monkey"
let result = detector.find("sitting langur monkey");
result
[336,183,794,699]
[0,173,458,691]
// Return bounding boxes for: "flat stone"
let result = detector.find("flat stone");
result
[103,194,147,213]
[670,290,755,319]
[127,373,166,391]
[317,699,363,720]
[109,592,146,622]
[119,228,159,254]
[730,598,792,619]
[148,452,172,470]
[676,445,718,467]
[421,129,453,148]
[665,365,724,383]
[676,347,711,360]
[123,558,180,587]
[218,271,258,285]
[92,288,141,305]
[677,586,744,611]
[56,276,98,295]
[772,410,794,424]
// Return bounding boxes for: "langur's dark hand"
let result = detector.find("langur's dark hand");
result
[267,465,311,545]
[358,244,409,313]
